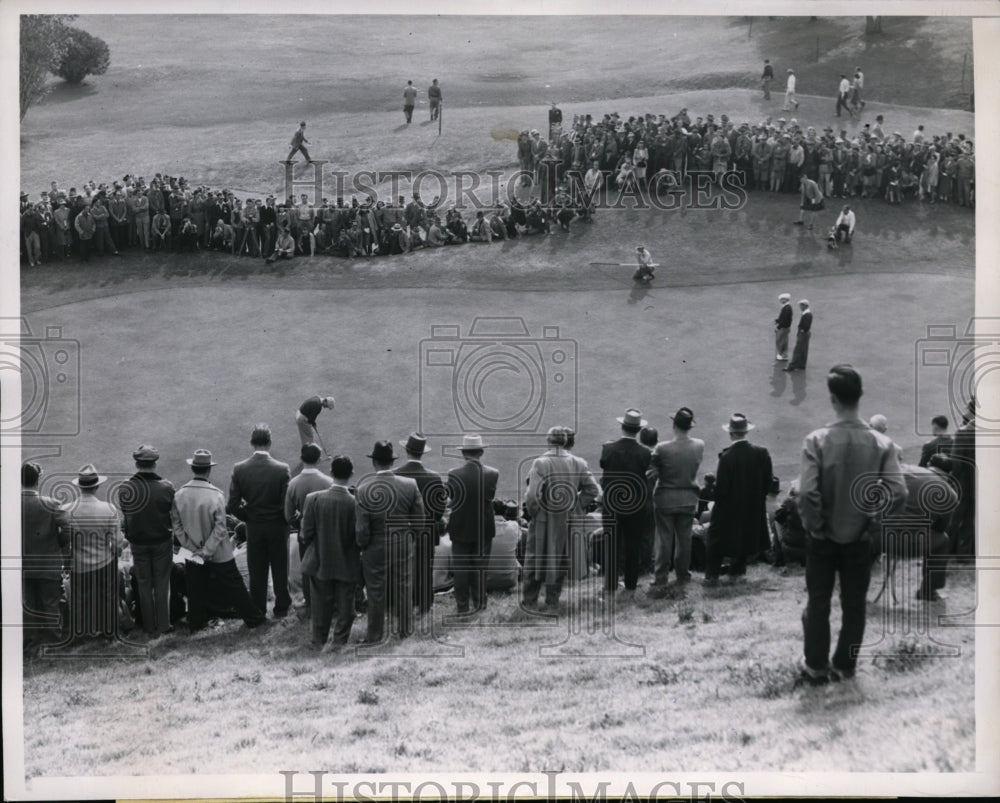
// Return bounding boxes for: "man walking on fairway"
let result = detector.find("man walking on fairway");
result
[286,122,312,164]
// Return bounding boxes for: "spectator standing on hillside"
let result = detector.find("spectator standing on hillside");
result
[784,69,799,111]
[227,425,292,619]
[600,409,652,598]
[286,122,312,164]
[761,59,774,100]
[118,445,175,639]
[549,102,563,141]
[797,365,907,684]
[428,79,442,121]
[403,81,418,124]
[21,462,69,649]
[284,443,333,610]
[172,449,266,631]
[704,414,773,585]
[835,74,852,118]
[649,407,704,595]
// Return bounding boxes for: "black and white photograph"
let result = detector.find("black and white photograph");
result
[3,0,999,800]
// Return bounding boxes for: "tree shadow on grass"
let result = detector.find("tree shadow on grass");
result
[38,80,99,106]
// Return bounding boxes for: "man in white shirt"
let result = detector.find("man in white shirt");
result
[784,69,799,111]
[835,204,856,244]
[836,74,852,118]
[633,245,655,283]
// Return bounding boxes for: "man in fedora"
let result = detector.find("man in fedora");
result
[227,424,292,618]
[599,409,652,599]
[446,435,500,614]
[774,293,793,361]
[284,443,334,611]
[63,464,124,639]
[395,432,446,615]
[300,455,362,649]
[172,450,265,631]
[118,445,176,638]
[356,441,425,641]
[524,427,600,609]
[21,462,69,649]
[650,407,705,595]
[784,299,813,372]
[704,415,774,585]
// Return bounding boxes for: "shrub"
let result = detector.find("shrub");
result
[55,27,110,84]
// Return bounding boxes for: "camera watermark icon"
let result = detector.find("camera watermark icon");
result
[419,317,577,440]
[914,317,1000,439]
[0,317,81,438]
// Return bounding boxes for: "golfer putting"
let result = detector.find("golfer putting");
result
[590,245,660,284]
[296,395,335,458]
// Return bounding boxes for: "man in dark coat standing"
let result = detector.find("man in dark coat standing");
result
[395,432,446,614]
[784,299,812,372]
[599,409,652,598]
[300,455,361,648]
[356,441,425,641]
[446,435,499,614]
[227,424,292,618]
[705,414,773,584]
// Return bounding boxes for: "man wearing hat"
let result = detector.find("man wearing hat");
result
[300,455,362,649]
[356,441,425,640]
[63,465,124,639]
[395,432,447,615]
[118,445,176,638]
[286,121,313,164]
[227,425,292,618]
[172,450,265,631]
[774,293,793,361]
[704,415,773,585]
[446,435,500,615]
[599,409,653,598]
[524,427,600,609]
[21,462,70,649]
[784,300,813,372]
[649,407,705,594]
[284,443,334,610]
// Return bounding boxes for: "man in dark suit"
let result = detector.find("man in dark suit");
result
[227,424,292,618]
[356,441,425,642]
[394,432,446,615]
[446,434,499,614]
[784,299,813,372]
[284,443,333,611]
[300,455,361,648]
[21,462,69,649]
[705,414,774,584]
[774,293,793,361]
[599,409,652,598]
[918,415,953,467]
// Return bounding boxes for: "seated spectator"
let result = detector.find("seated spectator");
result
[771,480,806,566]
[488,209,509,241]
[469,211,492,243]
[697,473,716,518]
[177,216,199,252]
[265,227,295,263]
[488,500,521,592]
[210,218,234,252]
[425,216,449,247]
[445,208,469,243]
[523,201,550,235]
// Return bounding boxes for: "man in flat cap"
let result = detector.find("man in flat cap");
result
[704,414,773,585]
[356,441,425,641]
[394,432,447,615]
[227,424,292,619]
[446,435,500,615]
[63,465,124,639]
[118,445,176,638]
[173,450,265,631]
